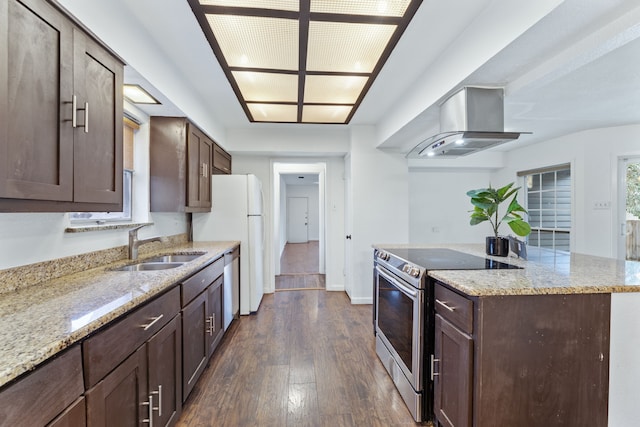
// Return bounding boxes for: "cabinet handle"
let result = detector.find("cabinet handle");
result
[142,394,154,427]
[206,314,215,335]
[435,299,455,312]
[75,101,89,133]
[151,385,162,417]
[141,314,164,331]
[71,95,78,128]
[84,102,89,133]
[430,354,440,381]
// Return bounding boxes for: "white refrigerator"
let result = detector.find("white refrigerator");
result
[193,174,264,315]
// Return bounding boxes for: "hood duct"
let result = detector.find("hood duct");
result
[407,87,529,158]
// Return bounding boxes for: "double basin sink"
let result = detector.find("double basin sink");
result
[112,252,205,271]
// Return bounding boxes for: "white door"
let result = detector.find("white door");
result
[288,197,308,243]
[344,154,353,296]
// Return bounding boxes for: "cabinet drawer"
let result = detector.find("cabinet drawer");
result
[212,143,231,174]
[435,283,473,334]
[0,345,83,427]
[83,286,180,388]
[182,257,224,306]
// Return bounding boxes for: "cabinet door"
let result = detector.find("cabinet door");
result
[186,125,212,210]
[47,397,86,427]
[182,291,209,401]
[86,346,148,427]
[0,0,74,201]
[148,315,182,427]
[72,29,123,205]
[207,276,224,355]
[199,136,212,208]
[434,314,473,427]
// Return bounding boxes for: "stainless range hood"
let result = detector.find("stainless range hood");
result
[407,87,529,158]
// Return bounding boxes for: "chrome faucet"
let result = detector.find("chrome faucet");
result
[128,224,163,260]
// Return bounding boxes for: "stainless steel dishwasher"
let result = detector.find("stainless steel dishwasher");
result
[223,246,240,330]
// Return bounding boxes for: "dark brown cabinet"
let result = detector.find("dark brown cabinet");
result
[212,142,232,174]
[84,287,182,427]
[0,345,84,426]
[432,281,611,427]
[433,314,473,427]
[181,257,225,401]
[85,345,148,427]
[0,0,123,212]
[149,117,213,213]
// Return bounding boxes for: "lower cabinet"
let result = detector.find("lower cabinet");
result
[432,281,611,427]
[0,345,84,426]
[48,397,86,427]
[85,314,182,427]
[182,269,224,402]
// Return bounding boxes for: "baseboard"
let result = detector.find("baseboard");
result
[349,296,373,305]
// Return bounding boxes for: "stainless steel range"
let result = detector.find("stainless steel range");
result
[373,247,519,422]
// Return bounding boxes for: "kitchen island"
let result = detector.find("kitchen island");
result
[375,243,640,427]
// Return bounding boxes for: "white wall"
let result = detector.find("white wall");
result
[408,169,494,244]
[491,124,640,258]
[286,184,320,241]
[349,126,409,304]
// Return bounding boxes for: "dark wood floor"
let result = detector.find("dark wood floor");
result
[176,290,423,426]
[277,241,325,290]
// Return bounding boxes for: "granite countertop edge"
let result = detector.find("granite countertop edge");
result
[373,243,640,296]
[0,241,239,389]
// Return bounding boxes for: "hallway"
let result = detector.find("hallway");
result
[176,290,421,426]
[276,241,325,290]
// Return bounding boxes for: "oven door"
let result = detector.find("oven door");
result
[375,264,423,391]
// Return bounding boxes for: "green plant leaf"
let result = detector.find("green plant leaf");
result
[507,218,531,236]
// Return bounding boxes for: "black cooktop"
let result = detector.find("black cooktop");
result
[385,248,521,270]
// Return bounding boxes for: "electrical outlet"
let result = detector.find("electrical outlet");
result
[593,201,611,209]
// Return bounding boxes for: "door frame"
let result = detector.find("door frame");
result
[617,155,640,259]
[272,162,326,279]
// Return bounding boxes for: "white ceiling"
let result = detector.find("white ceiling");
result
[59,0,640,155]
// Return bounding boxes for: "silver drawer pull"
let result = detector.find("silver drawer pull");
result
[142,314,164,331]
[151,385,162,417]
[430,354,440,381]
[436,299,455,312]
[142,394,154,427]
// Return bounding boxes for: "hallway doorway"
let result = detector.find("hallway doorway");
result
[275,241,326,291]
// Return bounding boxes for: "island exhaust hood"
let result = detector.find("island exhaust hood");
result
[407,87,529,158]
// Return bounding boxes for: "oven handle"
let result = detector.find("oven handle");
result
[376,265,419,299]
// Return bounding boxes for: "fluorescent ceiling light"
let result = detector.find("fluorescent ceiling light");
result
[188,0,421,124]
[123,84,161,104]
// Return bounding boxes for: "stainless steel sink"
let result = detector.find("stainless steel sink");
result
[112,262,185,271]
[145,253,205,263]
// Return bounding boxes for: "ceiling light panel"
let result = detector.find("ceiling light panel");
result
[310,0,412,17]
[306,21,397,73]
[304,75,368,104]
[233,71,298,102]
[302,105,352,123]
[205,14,298,70]
[248,103,298,122]
[199,0,299,11]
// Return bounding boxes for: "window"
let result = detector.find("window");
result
[69,117,138,224]
[519,164,571,252]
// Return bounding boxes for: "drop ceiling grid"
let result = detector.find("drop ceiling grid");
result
[189,0,423,123]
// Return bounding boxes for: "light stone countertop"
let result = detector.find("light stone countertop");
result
[374,243,640,296]
[0,241,238,389]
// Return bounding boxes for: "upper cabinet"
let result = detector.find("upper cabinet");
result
[149,117,212,213]
[0,0,124,212]
[212,142,232,175]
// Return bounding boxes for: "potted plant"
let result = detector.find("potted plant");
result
[467,182,531,256]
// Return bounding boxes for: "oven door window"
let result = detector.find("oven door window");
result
[377,272,416,372]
